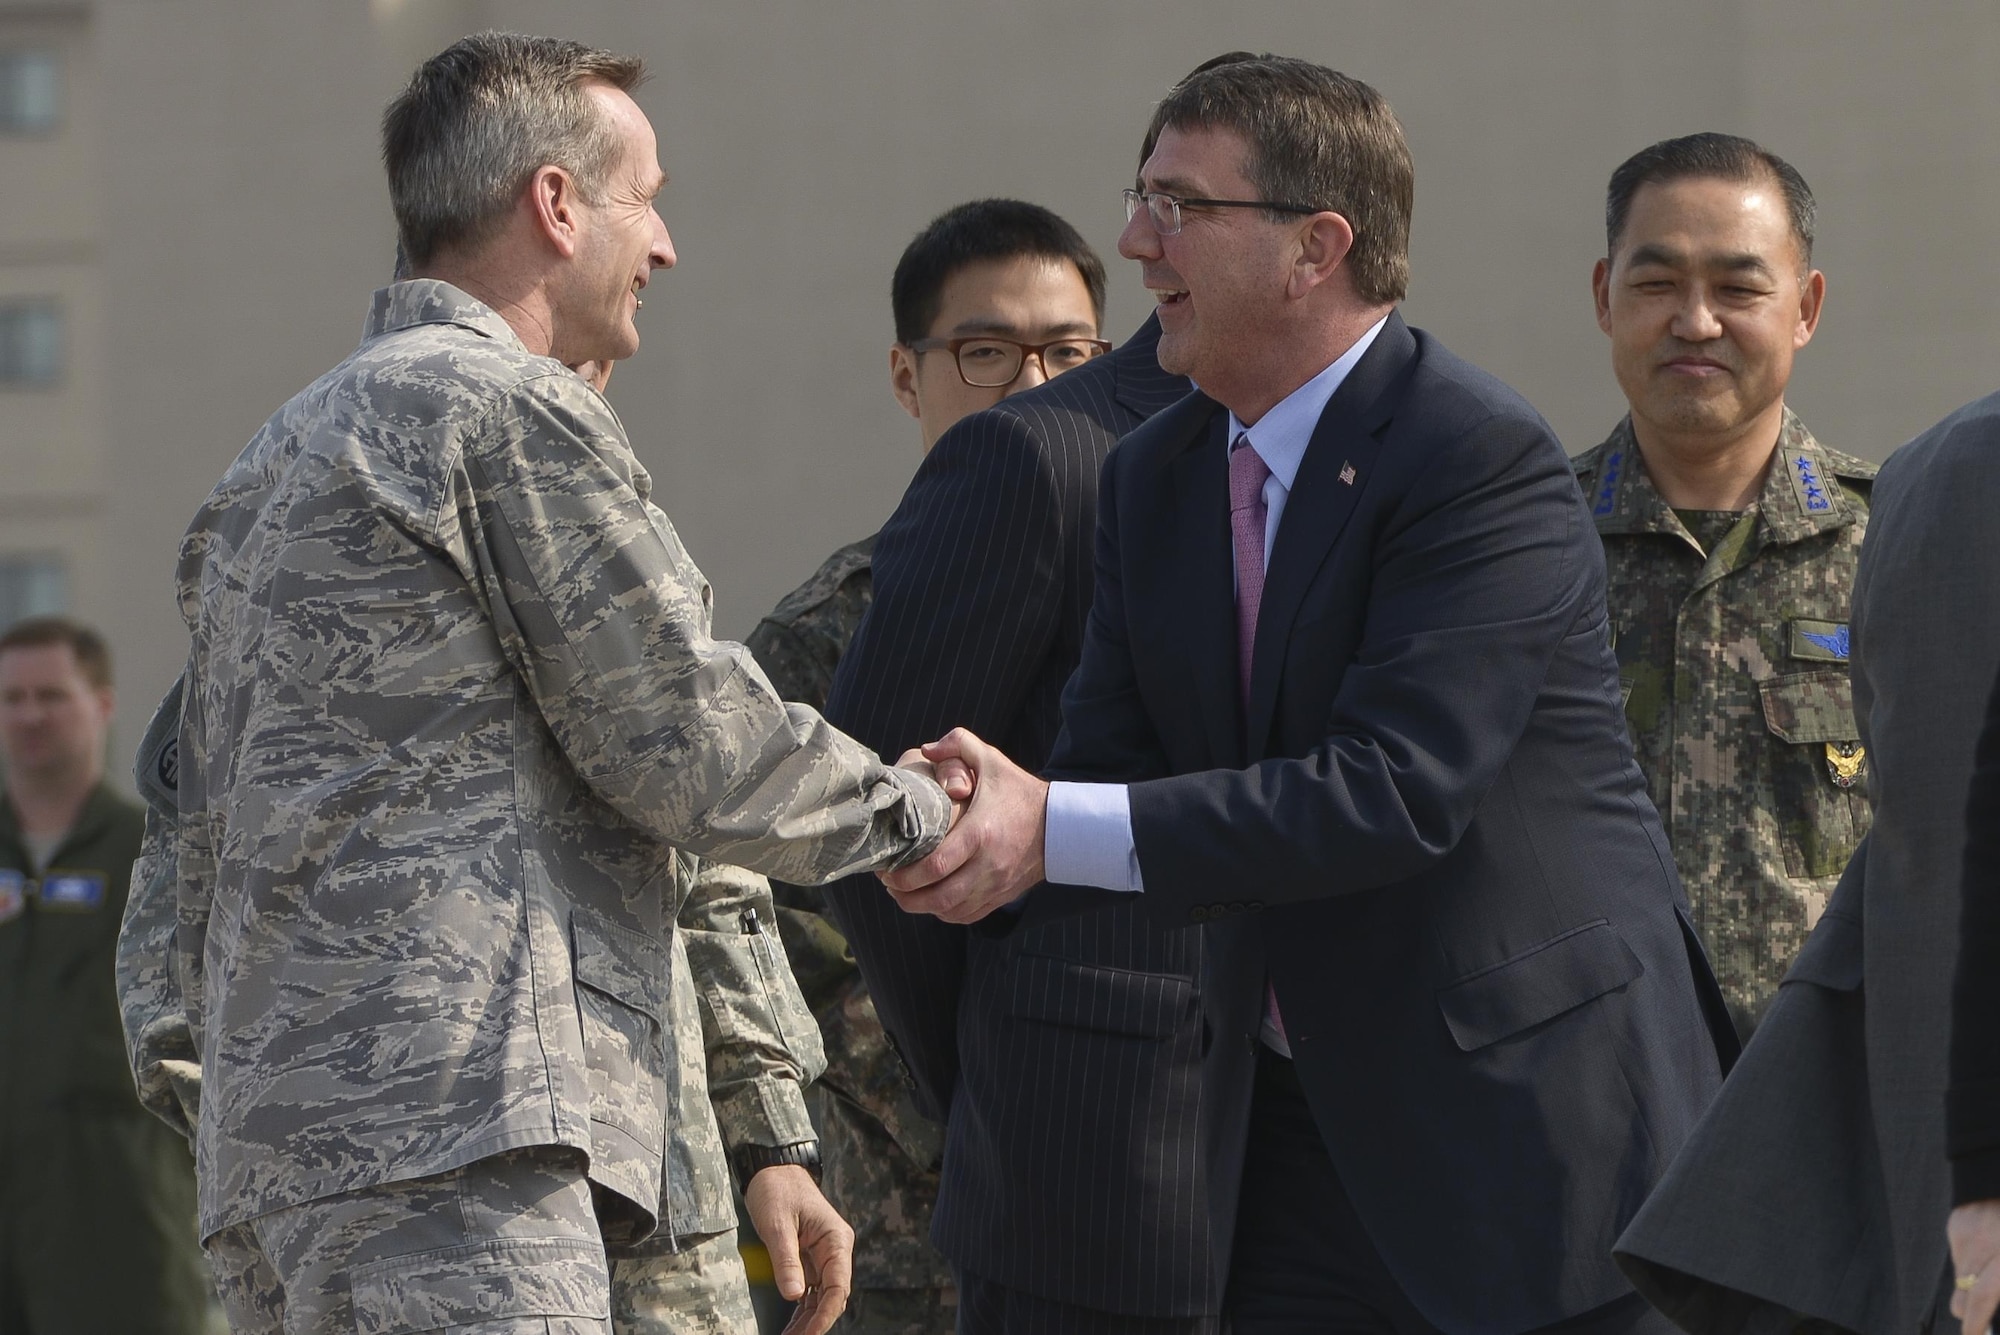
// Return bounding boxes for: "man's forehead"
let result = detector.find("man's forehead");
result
[0,644,84,683]
[932,256,1097,334]
[1623,177,1796,249]
[1139,123,1254,190]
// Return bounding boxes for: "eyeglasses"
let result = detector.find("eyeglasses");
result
[906,335,1112,388]
[1123,188,1324,237]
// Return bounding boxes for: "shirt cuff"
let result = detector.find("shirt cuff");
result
[1043,781,1144,893]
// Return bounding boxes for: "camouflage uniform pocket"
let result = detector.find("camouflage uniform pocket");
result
[570,907,671,1161]
[349,1236,610,1331]
[1758,669,1868,880]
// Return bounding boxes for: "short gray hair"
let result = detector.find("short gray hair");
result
[382,32,648,268]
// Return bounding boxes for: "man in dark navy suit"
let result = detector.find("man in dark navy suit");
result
[817,60,1260,1335]
[885,56,1733,1335]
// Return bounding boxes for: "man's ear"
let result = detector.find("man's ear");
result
[1795,268,1826,349]
[528,164,583,258]
[888,344,923,420]
[1290,211,1356,299]
[1592,257,1614,336]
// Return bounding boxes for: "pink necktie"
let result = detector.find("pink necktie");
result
[1229,436,1289,1053]
[1229,436,1270,714]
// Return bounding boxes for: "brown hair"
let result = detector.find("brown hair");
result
[1147,56,1413,305]
[0,616,112,688]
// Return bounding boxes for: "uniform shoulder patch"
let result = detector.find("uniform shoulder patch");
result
[1789,619,1851,662]
[1785,450,1836,515]
[156,738,179,794]
[0,868,23,924]
[1586,447,1626,518]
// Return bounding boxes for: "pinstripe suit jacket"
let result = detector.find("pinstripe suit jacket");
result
[821,317,1217,1318]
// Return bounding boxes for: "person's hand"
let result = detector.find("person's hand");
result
[896,746,974,838]
[879,727,1047,922]
[569,359,614,393]
[1951,1199,2000,1334]
[743,1163,852,1335]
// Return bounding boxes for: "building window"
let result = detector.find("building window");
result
[0,49,59,133]
[0,556,66,631]
[0,301,62,386]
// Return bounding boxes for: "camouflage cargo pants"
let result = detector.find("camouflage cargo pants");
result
[203,1147,610,1334]
[610,1230,756,1335]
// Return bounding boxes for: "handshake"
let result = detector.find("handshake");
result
[886,728,1051,924]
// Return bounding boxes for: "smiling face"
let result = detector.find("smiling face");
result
[1117,124,1296,404]
[1594,174,1823,451]
[558,83,676,364]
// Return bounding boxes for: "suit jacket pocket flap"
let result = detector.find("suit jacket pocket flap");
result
[351,1237,609,1331]
[1436,920,1642,1052]
[572,906,669,1025]
[1759,669,1860,744]
[1009,953,1195,1041]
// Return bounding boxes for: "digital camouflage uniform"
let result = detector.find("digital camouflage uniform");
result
[118,280,948,1331]
[746,538,959,1335]
[124,682,814,1335]
[1572,410,1875,1038]
[0,779,208,1335]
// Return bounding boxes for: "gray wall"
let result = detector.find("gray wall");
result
[9,0,1999,753]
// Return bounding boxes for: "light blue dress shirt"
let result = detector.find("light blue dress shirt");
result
[1042,316,1388,893]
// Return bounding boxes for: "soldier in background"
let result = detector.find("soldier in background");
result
[746,199,1108,1334]
[1573,133,1875,1041]
[0,617,207,1334]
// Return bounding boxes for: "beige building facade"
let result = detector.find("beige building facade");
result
[4,0,1998,771]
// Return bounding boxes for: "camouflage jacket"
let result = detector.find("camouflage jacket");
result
[155,281,946,1242]
[121,684,822,1250]
[1572,411,1875,1034]
[746,540,955,1290]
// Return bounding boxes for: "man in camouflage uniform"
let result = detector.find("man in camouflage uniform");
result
[121,684,816,1335]
[747,199,1108,1334]
[117,34,958,1335]
[1576,133,1873,1041]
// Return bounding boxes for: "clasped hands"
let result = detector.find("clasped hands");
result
[888,728,1049,923]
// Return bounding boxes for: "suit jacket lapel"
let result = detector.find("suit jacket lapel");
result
[1166,399,1242,768]
[1112,314,1195,419]
[1247,313,1418,752]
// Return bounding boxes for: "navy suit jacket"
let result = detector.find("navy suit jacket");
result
[821,318,1217,1317]
[1041,313,1732,1334]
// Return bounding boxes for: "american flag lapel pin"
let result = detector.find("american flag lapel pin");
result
[1339,461,1357,485]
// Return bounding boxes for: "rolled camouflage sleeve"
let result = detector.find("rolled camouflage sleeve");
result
[679,857,824,1156]
[454,375,949,884]
[114,677,202,1145]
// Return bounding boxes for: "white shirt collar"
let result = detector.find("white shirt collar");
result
[1226,315,1389,490]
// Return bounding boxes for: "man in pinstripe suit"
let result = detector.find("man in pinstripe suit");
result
[750,199,1142,1334]
[817,218,1219,1335]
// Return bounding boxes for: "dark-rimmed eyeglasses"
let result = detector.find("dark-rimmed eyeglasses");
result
[1123,188,1324,237]
[905,335,1112,388]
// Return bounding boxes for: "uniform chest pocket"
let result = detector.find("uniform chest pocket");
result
[1758,669,1871,880]
[570,906,671,1159]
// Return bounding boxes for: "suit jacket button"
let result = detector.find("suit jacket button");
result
[1227,901,1245,914]
[1190,905,1209,923]
[1247,900,1265,911]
